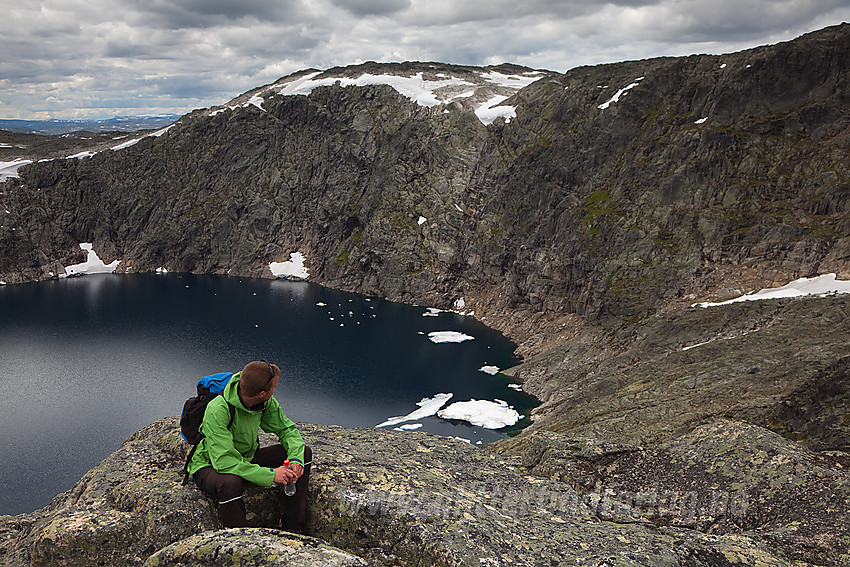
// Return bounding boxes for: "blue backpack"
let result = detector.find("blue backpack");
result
[180,372,236,484]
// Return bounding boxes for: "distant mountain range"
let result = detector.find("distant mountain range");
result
[0,115,180,135]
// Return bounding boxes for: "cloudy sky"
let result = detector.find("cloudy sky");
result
[2,0,849,120]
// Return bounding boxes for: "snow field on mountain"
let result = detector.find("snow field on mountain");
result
[223,68,546,125]
[0,159,33,181]
[694,274,850,307]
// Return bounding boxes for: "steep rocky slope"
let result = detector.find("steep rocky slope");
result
[3,26,848,326]
[496,293,850,451]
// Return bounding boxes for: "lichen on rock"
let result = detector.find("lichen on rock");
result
[0,417,820,566]
[144,528,369,567]
[505,419,850,565]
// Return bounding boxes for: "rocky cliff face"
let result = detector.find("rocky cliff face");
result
[2,26,848,324]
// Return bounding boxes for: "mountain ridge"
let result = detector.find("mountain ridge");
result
[1,24,847,341]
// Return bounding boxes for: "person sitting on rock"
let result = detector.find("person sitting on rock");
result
[187,360,311,531]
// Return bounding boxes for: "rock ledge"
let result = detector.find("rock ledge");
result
[3,417,846,565]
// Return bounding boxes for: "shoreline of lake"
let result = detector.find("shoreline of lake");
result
[0,273,538,515]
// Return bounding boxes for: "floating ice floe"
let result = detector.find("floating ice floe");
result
[375,393,453,428]
[437,399,521,429]
[428,331,474,343]
[62,243,120,277]
[508,384,524,391]
[394,423,423,431]
[693,274,850,308]
[422,307,444,317]
[269,252,309,279]
[479,365,500,375]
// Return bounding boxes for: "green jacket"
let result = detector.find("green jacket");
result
[186,372,305,486]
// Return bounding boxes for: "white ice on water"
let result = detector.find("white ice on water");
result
[428,331,474,343]
[375,393,454,428]
[437,399,521,429]
[377,392,521,430]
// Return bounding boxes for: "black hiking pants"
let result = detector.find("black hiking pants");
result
[193,445,312,531]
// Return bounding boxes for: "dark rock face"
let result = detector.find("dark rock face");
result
[512,421,850,565]
[498,294,850,451]
[770,355,850,452]
[4,417,840,566]
[1,26,848,328]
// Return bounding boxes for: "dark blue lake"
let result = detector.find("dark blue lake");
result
[0,274,536,515]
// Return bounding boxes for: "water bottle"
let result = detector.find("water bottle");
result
[283,460,296,496]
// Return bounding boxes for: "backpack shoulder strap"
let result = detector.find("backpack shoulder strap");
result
[182,399,238,486]
[226,401,236,429]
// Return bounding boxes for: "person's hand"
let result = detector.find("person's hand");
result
[289,462,304,479]
[273,465,298,484]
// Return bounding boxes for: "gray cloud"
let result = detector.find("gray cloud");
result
[0,0,848,119]
[331,0,412,16]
